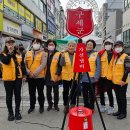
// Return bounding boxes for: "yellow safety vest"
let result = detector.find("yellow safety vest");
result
[26,51,45,77]
[50,52,61,81]
[101,51,114,80]
[112,53,128,85]
[88,52,98,77]
[2,53,22,81]
[62,52,78,81]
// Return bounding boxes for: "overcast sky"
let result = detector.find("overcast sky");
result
[60,0,106,10]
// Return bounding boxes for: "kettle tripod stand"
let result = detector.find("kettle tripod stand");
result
[61,72,107,130]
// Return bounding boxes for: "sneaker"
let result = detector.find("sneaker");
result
[8,114,14,121]
[15,113,22,120]
[100,105,106,113]
[107,107,114,115]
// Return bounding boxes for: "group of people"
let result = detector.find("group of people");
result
[0,36,129,122]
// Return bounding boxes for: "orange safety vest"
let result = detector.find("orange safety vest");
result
[100,51,114,80]
[49,52,61,81]
[62,52,78,81]
[2,53,22,81]
[112,53,128,85]
[88,52,98,77]
[26,51,45,77]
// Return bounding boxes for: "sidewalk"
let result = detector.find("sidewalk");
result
[0,81,130,130]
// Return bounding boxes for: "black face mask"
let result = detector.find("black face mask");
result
[19,47,24,52]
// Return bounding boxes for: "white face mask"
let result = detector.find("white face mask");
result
[115,47,123,53]
[33,43,40,50]
[105,45,112,51]
[48,45,55,51]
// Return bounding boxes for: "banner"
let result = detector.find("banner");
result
[30,13,34,27]
[4,0,17,12]
[4,0,18,19]
[35,18,42,32]
[25,9,31,26]
[74,43,90,72]
[0,0,3,11]
[0,12,3,31]
[18,4,25,23]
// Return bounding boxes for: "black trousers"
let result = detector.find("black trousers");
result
[82,82,95,109]
[63,80,77,106]
[4,79,22,114]
[28,78,45,108]
[46,85,59,106]
[114,84,127,115]
[98,78,114,107]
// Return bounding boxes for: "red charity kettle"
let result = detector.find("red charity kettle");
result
[68,106,93,130]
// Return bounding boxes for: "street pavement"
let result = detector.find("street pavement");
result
[0,80,130,130]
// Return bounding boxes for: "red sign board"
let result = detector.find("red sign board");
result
[66,7,94,38]
[74,43,90,72]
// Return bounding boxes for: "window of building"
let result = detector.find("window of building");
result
[123,31,127,43]
[123,29,130,44]
[39,0,43,11]
[43,3,46,14]
[126,30,129,43]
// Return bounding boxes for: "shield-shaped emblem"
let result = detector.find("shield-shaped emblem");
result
[66,7,94,38]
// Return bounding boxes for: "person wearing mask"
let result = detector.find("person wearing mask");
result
[112,41,129,119]
[45,39,62,111]
[81,39,101,112]
[60,40,78,113]
[98,38,116,114]
[18,43,26,58]
[25,38,47,114]
[0,37,26,121]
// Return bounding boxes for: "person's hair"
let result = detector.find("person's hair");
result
[86,39,96,49]
[3,45,17,54]
[114,41,124,47]
[3,46,8,53]
[67,40,76,46]
[32,38,42,44]
[46,39,57,47]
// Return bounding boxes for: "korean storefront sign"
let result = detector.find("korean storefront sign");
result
[3,18,21,36]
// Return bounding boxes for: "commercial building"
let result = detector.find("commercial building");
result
[0,0,47,50]
[123,0,130,44]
